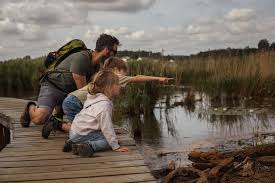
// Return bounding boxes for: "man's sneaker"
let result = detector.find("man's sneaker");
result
[53,105,64,119]
[77,144,94,158]
[42,116,60,139]
[62,139,74,152]
[20,101,36,128]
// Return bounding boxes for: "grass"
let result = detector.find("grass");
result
[127,51,275,98]
[0,51,274,100]
[0,57,44,95]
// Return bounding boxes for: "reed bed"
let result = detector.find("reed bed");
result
[127,51,275,98]
[0,51,274,99]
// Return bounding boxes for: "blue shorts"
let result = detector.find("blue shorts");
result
[62,95,83,122]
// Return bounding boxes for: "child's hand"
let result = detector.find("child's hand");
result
[114,146,130,152]
[159,77,174,84]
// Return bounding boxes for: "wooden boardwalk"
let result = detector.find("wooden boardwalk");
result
[0,97,156,183]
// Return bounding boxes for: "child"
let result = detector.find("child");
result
[42,57,173,139]
[68,70,129,157]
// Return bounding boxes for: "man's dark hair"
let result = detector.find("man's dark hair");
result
[95,34,120,52]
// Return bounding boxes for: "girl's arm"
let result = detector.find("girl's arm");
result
[130,75,173,83]
[99,108,120,150]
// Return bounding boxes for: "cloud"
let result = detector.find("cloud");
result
[0,0,156,28]
[225,8,256,21]
[224,8,258,34]
[0,0,275,60]
[196,0,233,7]
[2,1,86,26]
[125,30,145,40]
[75,0,156,13]
[103,27,130,35]
[0,18,22,35]
[225,21,255,34]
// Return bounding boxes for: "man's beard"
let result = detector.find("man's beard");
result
[100,53,111,64]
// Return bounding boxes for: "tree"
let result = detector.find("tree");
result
[258,39,270,50]
[270,42,275,50]
[23,55,31,60]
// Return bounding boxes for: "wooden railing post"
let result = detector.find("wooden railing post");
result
[0,113,13,151]
[0,124,4,151]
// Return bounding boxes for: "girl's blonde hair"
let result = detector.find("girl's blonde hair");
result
[88,70,119,95]
[103,57,128,71]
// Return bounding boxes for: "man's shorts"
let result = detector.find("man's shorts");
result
[37,83,67,114]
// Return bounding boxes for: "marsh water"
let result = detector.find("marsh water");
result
[117,86,275,179]
[1,86,275,180]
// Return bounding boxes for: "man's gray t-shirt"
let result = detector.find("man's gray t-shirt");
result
[45,50,99,94]
[57,50,95,81]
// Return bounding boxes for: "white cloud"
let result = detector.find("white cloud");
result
[75,0,156,13]
[225,21,255,34]
[103,27,130,35]
[225,8,256,22]
[159,26,183,33]
[186,25,204,35]
[0,18,22,35]
[0,1,275,60]
[2,1,86,26]
[125,30,145,40]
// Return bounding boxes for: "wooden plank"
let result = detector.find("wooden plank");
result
[0,154,143,168]
[2,173,155,183]
[0,97,155,182]
[0,160,146,175]
[0,166,151,182]
[1,144,137,153]
[0,151,140,161]
[0,147,138,157]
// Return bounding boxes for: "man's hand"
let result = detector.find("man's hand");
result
[114,146,130,152]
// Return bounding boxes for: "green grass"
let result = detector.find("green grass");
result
[0,51,274,99]
[127,51,275,98]
[0,57,44,95]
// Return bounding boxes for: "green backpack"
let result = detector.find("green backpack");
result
[40,39,89,92]
[44,39,88,72]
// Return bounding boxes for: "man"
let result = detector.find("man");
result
[20,34,120,128]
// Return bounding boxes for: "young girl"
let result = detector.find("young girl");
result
[42,57,173,139]
[68,70,129,157]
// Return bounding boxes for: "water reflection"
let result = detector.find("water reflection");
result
[123,87,275,171]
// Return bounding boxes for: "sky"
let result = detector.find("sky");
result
[0,0,275,60]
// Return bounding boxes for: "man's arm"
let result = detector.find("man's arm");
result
[72,73,87,89]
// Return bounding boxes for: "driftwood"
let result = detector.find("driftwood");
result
[163,143,275,183]
[188,151,225,163]
[208,157,234,179]
[192,162,216,170]
[239,158,254,177]
[162,167,202,183]
[151,160,176,179]
[257,156,275,166]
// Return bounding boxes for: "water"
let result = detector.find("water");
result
[119,89,275,177]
